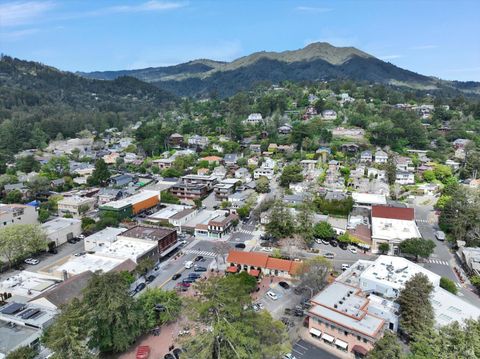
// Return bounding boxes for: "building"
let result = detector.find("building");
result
[0,204,37,228]
[300,160,317,172]
[200,156,222,165]
[226,250,300,279]
[370,206,420,254]
[360,150,372,163]
[41,218,82,246]
[374,149,388,164]
[457,246,480,276]
[97,188,123,205]
[352,193,387,208]
[168,133,184,147]
[188,135,209,148]
[321,110,337,120]
[254,167,274,180]
[119,225,178,259]
[194,210,238,239]
[152,158,174,170]
[110,174,134,187]
[181,174,218,190]
[170,182,209,200]
[147,205,197,230]
[57,196,96,218]
[244,113,263,125]
[99,190,160,219]
[223,154,238,167]
[278,124,292,135]
[84,227,127,251]
[307,281,397,356]
[395,171,415,185]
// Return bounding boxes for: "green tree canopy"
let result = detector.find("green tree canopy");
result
[87,159,111,186]
[255,176,270,193]
[313,221,335,240]
[439,276,458,294]
[0,224,48,267]
[368,331,404,359]
[137,288,181,329]
[279,163,303,187]
[265,201,296,239]
[398,238,436,261]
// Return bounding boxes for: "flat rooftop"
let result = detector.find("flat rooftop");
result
[58,196,94,205]
[148,205,192,221]
[371,217,421,241]
[55,254,125,276]
[84,227,127,246]
[0,271,59,302]
[41,218,81,234]
[120,225,175,241]
[431,287,480,327]
[309,282,384,338]
[0,319,40,356]
[101,190,159,209]
[91,238,157,262]
[352,192,387,206]
[183,210,216,229]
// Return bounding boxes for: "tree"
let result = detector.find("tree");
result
[433,164,452,184]
[135,258,155,279]
[294,256,332,295]
[16,155,40,173]
[137,288,181,329]
[81,272,144,353]
[422,170,436,182]
[337,232,351,243]
[471,275,480,290]
[368,331,404,359]
[160,190,180,204]
[255,176,270,193]
[87,159,110,186]
[396,273,434,339]
[296,203,315,246]
[41,156,70,179]
[279,163,303,187]
[313,221,335,240]
[265,201,296,239]
[182,273,290,359]
[386,155,397,186]
[5,346,37,359]
[4,189,22,203]
[42,298,95,359]
[378,242,390,254]
[237,205,251,219]
[440,276,458,294]
[0,224,48,268]
[398,238,435,261]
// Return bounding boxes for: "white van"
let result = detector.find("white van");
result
[184,261,193,269]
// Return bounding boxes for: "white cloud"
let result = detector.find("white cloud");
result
[0,1,55,27]
[103,1,186,14]
[0,27,39,41]
[380,54,403,60]
[410,44,438,50]
[296,6,332,13]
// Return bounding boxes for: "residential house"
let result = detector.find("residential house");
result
[153,158,174,170]
[278,124,292,134]
[170,182,209,200]
[374,149,388,164]
[103,152,120,164]
[200,156,222,165]
[300,160,317,172]
[249,144,262,154]
[341,143,360,153]
[360,150,372,163]
[235,167,251,182]
[254,167,274,180]
[168,133,184,147]
[367,168,386,181]
[267,143,278,153]
[214,179,239,200]
[212,166,227,181]
[395,171,415,185]
[110,174,134,187]
[370,206,420,254]
[248,157,259,167]
[228,190,253,209]
[445,159,460,171]
[396,156,414,172]
[97,188,123,205]
[0,204,38,228]
[181,174,218,190]
[57,196,96,218]
[188,135,209,148]
[223,153,239,167]
[453,138,471,149]
[212,143,224,153]
[321,109,337,120]
[244,113,263,125]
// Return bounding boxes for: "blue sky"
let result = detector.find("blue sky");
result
[1,0,479,81]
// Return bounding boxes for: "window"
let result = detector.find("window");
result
[357,335,361,341]
[344,331,348,336]
[363,338,368,343]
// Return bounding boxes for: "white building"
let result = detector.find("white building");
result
[84,227,127,251]
[321,110,337,120]
[254,167,274,180]
[395,171,415,185]
[371,206,420,254]
[188,135,209,148]
[57,196,96,218]
[0,204,37,228]
[244,113,263,125]
[147,205,197,230]
[41,218,82,246]
[352,193,387,208]
[374,149,388,164]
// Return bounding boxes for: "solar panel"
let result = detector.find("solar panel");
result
[1,302,25,315]
[19,308,41,319]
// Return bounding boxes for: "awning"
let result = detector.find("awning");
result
[309,328,322,337]
[334,339,348,349]
[352,345,368,355]
[321,333,335,343]
[159,241,182,257]
[226,266,238,273]
[249,269,260,277]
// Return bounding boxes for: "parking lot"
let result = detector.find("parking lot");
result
[292,339,340,359]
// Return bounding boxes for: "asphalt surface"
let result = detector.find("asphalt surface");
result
[292,339,339,359]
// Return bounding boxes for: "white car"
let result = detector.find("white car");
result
[184,261,193,269]
[435,231,446,241]
[342,264,350,271]
[261,247,273,252]
[179,240,187,245]
[349,247,358,254]
[266,291,278,300]
[323,252,335,259]
[283,354,297,359]
[24,258,39,265]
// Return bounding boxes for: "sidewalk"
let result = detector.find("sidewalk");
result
[298,327,353,359]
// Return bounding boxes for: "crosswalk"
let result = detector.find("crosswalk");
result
[236,228,253,234]
[416,219,429,224]
[426,259,449,265]
[184,249,218,257]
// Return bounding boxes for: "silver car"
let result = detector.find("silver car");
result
[435,231,446,241]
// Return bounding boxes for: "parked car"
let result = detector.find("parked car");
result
[278,281,290,290]
[24,258,39,265]
[173,348,183,359]
[260,246,273,252]
[184,261,193,269]
[349,247,358,254]
[172,273,182,280]
[330,240,338,247]
[435,230,446,241]
[342,264,350,271]
[67,238,77,244]
[135,282,147,292]
[235,243,246,249]
[188,273,201,279]
[164,354,175,359]
[146,275,156,283]
[136,345,150,359]
[194,266,207,272]
[339,242,348,250]
[194,256,204,262]
[179,240,187,245]
[321,239,330,245]
[266,291,278,300]
[74,252,86,257]
[323,252,335,259]
[176,282,190,288]
[283,353,297,359]
[182,278,195,284]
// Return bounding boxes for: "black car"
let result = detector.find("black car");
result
[194,255,204,262]
[194,266,207,272]
[182,278,195,284]
[173,348,183,359]
[278,281,290,290]
[146,275,156,283]
[135,282,146,292]
[235,243,246,249]
[67,238,77,244]
[188,273,201,279]
[164,354,175,359]
[330,240,338,247]
[339,242,348,250]
[172,273,182,280]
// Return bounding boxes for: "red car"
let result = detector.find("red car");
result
[136,346,150,359]
[176,282,191,288]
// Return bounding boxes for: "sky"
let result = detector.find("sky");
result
[1,0,479,81]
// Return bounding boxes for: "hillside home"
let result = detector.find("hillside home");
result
[374,149,388,163]
[321,109,337,120]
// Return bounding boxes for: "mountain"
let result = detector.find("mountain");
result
[78,42,480,98]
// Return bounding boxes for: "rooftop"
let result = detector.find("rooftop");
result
[53,254,126,276]
[371,216,420,241]
[91,237,157,262]
[100,190,159,209]
[371,205,414,221]
[352,193,387,206]
[120,225,175,242]
[148,205,193,221]
[41,217,81,235]
[84,226,127,246]
[0,271,59,302]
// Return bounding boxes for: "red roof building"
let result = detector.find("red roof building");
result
[226,250,301,278]
[371,206,414,221]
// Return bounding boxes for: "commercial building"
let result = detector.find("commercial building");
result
[0,204,37,228]
[0,271,59,303]
[181,174,218,190]
[352,193,387,208]
[84,227,127,251]
[41,218,82,246]
[99,190,160,219]
[118,225,178,258]
[226,250,301,279]
[193,210,238,239]
[213,179,239,200]
[57,196,96,218]
[254,167,274,180]
[170,182,209,200]
[147,205,197,230]
[370,206,420,254]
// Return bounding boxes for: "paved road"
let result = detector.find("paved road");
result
[292,339,340,359]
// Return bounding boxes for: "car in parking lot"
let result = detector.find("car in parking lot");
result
[235,243,246,249]
[184,261,193,269]
[435,230,446,241]
[182,278,195,284]
[172,273,182,280]
[24,258,39,265]
[74,252,86,257]
[188,273,201,279]
[67,237,77,244]
[321,239,330,245]
[179,240,187,245]
[260,247,273,252]
[278,281,290,290]
[349,246,358,254]
[323,252,335,259]
[176,282,190,288]
[283,353,297,359]
[266,291,278,300]
[339,242,348,250]
[330,240,338,247]
[194,266,207,272]
[135,282,146,292]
